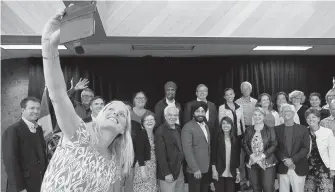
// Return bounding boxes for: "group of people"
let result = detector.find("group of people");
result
[2,7,335,192]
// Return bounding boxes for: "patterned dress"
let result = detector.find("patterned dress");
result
[133,137,158,192]
[304,134,333,192]
[40,122,120,192]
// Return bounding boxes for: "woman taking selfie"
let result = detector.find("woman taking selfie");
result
[40,8,133,192]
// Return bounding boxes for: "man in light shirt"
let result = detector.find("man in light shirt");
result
[182,101,211,192]
[2,97,48,192]
[155,81,182,127]
[235,81,257,190]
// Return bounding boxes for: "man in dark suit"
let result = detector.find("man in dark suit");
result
[183,84,217,134]
[155,81,182,127]
[2,97,48,192]
[82,96,105,123]
[275,104,310,192]
[155,105,185,192]
[182,101,211,192]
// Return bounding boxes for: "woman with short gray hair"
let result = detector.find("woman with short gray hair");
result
[289,90,308,126]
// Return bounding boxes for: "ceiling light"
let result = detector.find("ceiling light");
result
[253,46,312,51]
[0,45,67,50]
[132,44,194,51]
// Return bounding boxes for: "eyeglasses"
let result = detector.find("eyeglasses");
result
[167,114,178,117]
[135,97,146,100]
[82,95,93,99]
[144,119,155,122]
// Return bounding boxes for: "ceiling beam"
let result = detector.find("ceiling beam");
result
[2,35,335,46]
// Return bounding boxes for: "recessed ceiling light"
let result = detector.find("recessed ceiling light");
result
[253,46,312,51]
[0,45,67,50]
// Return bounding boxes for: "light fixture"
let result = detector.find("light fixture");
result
[253,46,312,51]
[132,44,194,51]
[0,45,67,50]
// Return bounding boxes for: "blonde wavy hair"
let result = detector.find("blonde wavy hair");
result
[90,100,134,176]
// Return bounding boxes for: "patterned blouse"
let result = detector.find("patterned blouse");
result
[40,122,120,192]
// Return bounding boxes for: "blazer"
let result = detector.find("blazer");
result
[242,124,278,165]
[2,119,47,192]
[308,126,335,171]
[182,119,211,174]
[155,123,184,180]
[275,123,310,176]
[154,98,182,127]
[183,100,218,133]
[134,129,151,166]
[211,131,240,178]
[218,103,245,136]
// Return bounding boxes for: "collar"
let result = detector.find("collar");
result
[197,121,206,127]
[165,122,178,130]
[166,98,175,105]
[329,115,335,120]
[91,114,97,122]
[197,98,207,103]
[224,101,240,110]
[22,117,37,133]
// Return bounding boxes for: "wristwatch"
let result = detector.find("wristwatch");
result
[261,154,266,159]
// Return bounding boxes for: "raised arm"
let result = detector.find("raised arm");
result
[41,9,81,139]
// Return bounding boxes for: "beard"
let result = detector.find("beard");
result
[194,115,206,123]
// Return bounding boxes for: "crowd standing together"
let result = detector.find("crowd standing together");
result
[2,8,335,192]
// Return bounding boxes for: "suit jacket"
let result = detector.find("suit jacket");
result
[154,98,182,127]
[275,123,310,176]
[182,119,211,174]
[2,119,47,192]
[211,131,240,178]
[183,100,218,134]
[155,123,184,180]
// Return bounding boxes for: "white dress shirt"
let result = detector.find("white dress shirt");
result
[197,122,208,142]
[22,117,38,133]
[166,98,180,124]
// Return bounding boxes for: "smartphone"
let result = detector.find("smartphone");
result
[60,2,96,44]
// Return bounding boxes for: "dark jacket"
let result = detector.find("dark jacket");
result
[243,124,278,165]
[82,115,92,123]
[183,100,218,133]
[2,119,47,192]
[154,98,182,127]
[134,129,151,166]
[211,130,240,178]
[131,120,142,167]
[155,123,184,180]
[275,123,310,176]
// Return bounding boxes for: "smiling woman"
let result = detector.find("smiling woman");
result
[39,6,133,192]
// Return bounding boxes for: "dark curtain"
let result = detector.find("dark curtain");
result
[28,56,335,112]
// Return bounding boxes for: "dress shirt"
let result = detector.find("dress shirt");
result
[166,98,180,124]
[197,122,208,142]
[22,117,38,133]
[235,96,257,126]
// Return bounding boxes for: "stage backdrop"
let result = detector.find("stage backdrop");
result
[28,56,335,112]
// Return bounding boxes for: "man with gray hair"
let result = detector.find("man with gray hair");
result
[155,105,185,192]
[275,104,310,192]
[322,89,335,110]
[235,81,257,190]
[155,81,182,127]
